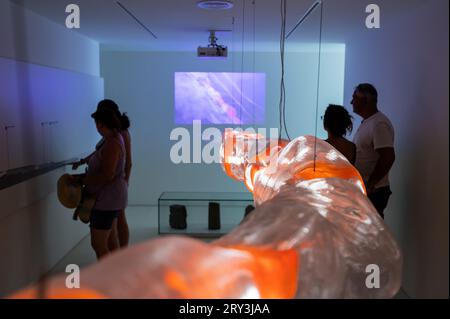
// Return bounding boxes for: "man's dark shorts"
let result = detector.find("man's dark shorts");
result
[368,186,392,219]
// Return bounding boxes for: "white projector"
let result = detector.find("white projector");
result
[197,46,228,58]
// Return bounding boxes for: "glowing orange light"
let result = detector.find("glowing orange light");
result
[9,287,105,299]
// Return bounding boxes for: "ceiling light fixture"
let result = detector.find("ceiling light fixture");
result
[197,0,234,10]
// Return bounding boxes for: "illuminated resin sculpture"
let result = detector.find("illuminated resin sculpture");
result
[219,131,402,298]
[11,131,402,299]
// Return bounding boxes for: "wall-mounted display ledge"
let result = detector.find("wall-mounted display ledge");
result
[0,159,77,191]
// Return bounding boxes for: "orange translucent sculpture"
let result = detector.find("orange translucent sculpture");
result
[219,131,402,298]
[9,287,105,299]
[11,237,298,299]
[221,131,366,203]
[9,131,401,299]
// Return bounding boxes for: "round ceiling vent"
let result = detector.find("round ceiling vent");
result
[197,0,234,10]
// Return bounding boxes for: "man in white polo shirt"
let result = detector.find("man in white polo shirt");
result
[352,83,395,219]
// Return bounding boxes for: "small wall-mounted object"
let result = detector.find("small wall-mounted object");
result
[48,121,60,163]
[4,125,16,170]
[41,122,49,164]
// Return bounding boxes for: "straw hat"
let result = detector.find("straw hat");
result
[57,174,82,209]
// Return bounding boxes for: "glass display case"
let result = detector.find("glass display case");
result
[158,192,255,238]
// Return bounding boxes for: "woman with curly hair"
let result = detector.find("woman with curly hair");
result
[322,104,356,165]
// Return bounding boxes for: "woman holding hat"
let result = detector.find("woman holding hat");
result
[73,107,128,259]
[73,100,132,250]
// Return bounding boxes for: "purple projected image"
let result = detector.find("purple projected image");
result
[175,72,265,125]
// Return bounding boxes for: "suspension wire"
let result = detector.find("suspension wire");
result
[231,16,236,119]
[252,0,256,127]
[313,1,324,171]
[281,0,290,140]
[232,16,235,74]
[278,0,290,140]
[278,0,284,139]
[240,0,246,126]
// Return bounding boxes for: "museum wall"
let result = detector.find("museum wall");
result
[0,1,102,296]
[343,0,449,298]
[100,48,346,205]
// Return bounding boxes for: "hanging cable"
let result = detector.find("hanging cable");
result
[240,0,246,126]
[281,0,290,140]
[278,0,290,140]
[278,0,284,139]
[231,16,235,73]
[231,16,236,118]
[313,1,324,171]
[252,0,256,126]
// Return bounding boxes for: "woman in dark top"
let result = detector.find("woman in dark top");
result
[96,100,132,249]
[73,108,127,259]
[73,100,132,249]
[322,104,356,165]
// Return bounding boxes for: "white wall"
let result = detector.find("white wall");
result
[100,47,345,205]
[0,1,102,296]
[343,0,449,298]
[0,1,99,76]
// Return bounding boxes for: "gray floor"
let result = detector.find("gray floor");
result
[49,205,410,298]
[49,206,159,275]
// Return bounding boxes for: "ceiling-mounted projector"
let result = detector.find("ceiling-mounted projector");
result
[197,31,228,59]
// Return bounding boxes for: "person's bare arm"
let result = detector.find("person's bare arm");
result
[366,147,395,193]
[72,151,95,170]
[83,141,120,187]
[123,130,132,183]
